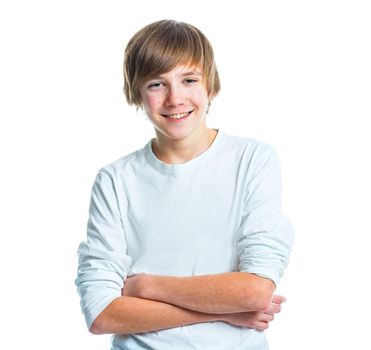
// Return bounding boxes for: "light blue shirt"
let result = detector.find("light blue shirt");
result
[76,129,294,349]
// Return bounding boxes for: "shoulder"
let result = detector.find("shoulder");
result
[220,130,277,160]
[96,144,148,181]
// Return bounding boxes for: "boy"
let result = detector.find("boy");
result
[76,19,294,349]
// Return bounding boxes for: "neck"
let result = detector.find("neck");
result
[152,126,218,164]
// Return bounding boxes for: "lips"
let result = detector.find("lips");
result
[161,111,193,121]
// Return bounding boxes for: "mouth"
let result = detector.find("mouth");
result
[161,111,193,121]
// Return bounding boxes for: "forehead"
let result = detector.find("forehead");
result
[151,64,203,79]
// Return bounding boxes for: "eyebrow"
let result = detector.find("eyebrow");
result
[154,70,203,79]
[181,70,202,76]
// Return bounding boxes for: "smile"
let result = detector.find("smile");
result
[162,111,193,120]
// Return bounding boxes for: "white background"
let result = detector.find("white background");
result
[1,0,370,349]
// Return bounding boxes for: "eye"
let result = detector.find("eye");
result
[148,82,165,89]
[184,78,198,84]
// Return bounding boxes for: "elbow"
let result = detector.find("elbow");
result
[90,316,106,335]
[90,311,118,335]
[89,297,124,335]
[89,302,130,336]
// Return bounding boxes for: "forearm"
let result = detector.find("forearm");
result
[125,272,275,314]
[90,296,220,335]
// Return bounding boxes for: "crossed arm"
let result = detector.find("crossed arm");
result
[90,272,285,335]
[86,149,291,335]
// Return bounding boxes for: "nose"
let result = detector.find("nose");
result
[165,85,185,107]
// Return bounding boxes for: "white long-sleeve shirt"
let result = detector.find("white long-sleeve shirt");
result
[76,129,294,349]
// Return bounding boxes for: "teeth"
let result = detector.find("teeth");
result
[166,112,190,119]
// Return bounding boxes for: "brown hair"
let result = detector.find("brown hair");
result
[123,20,220,107]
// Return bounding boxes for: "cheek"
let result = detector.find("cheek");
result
[147,95,163,108]
[193,89,209,109]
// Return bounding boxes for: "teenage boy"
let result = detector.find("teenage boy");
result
[76,19,294,350]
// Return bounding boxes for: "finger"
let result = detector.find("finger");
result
[272,294,286,304]
[260,313,274,323]
[265,302,281,315]
[254,321,269,331]
[269,303,282,314]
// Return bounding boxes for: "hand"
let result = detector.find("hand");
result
[222,295,286,331]
[121,273,147,297]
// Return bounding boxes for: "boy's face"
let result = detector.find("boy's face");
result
[139,64,210,142]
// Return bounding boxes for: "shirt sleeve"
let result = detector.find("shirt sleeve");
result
[236,144,294,286]
[75,169,132,329]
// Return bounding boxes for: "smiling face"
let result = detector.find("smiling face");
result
[140,64,210,142]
